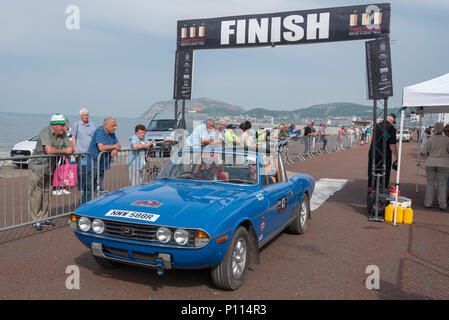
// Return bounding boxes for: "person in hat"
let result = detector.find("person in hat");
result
[367,113,398,191]
[29,113,74,231]
[80,117,120,204]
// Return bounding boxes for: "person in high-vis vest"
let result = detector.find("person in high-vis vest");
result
[225,124,239,146]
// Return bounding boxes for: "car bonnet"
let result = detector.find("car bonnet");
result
[75,182,249,228]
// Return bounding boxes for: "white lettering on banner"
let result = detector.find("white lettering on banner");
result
[307,13,330,40]
[248,18,269,44]
[220,13,330,46]
[270,17,281,43]
[283,15,304,42]
[236,20,246,44]
[221,20,235,45]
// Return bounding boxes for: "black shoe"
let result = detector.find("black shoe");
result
[33,223,43,231]
[42,220,55,227]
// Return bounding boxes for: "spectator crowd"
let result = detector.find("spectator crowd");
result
[25,109,386,231]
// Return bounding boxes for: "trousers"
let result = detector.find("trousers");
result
[424,166,449,209]
[28,169,51,221]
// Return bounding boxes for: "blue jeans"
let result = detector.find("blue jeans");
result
[80,165,105,204]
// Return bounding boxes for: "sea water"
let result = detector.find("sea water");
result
[0,112,147,153]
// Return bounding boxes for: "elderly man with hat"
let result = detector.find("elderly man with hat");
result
[29,114,74,231]
[368,113,398,191]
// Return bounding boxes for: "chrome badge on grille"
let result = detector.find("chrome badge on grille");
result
[120,227,134,237]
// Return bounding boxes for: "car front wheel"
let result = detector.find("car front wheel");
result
[211,226,250,290]
[287,193,309,235]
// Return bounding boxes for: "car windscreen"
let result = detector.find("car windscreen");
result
[160,151,258,185]
[147,119,175,131]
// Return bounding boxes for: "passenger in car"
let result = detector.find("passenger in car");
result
[194,162,228,181]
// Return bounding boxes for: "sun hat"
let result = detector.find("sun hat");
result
[50,113,66,125]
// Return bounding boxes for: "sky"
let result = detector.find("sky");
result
[0,0,448,118]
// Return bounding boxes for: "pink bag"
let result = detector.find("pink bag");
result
[52,157,78,187]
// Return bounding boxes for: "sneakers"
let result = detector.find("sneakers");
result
[42,220,55,226]
[33,223,43,231]
[33,220,55,231]
[52,189,71,195]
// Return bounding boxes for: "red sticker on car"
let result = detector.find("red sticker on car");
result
[132,200,163,208]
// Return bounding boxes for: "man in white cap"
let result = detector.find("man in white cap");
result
[29,113,73,231]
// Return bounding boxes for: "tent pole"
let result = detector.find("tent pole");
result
[416,115,422,192]
[393,108,405,226]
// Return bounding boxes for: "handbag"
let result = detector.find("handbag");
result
[52,156,78,187]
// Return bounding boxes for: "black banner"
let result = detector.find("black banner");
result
[365,37,393,99]
[177,3,390,50]
[173,49,194,100]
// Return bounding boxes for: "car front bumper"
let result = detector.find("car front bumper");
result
[74,230,228,270]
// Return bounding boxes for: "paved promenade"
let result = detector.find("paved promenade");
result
[0,142,447,299]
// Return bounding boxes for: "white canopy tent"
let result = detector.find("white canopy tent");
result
[403,73,449,114]
[393,73,449,225]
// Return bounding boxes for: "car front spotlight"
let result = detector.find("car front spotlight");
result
[156,227,171,243]
[174,229,189,245]
[92,219,105,234]
[78,217,91,232]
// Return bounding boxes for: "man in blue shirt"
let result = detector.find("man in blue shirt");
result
[186,119,216,148]
[80,117,120,204]
[71,108,96,194]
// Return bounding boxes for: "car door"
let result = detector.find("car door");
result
[260,155,293,238]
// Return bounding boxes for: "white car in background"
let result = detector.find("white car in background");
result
[10,135,38,166]
[397,129,411,142]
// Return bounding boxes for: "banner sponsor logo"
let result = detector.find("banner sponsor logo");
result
[349,5,384,37]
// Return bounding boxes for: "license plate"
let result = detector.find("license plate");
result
[105,210,160,222]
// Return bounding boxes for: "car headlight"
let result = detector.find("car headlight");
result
[156,227,171,243]
[174,229,189,245]
[78,217,91,232]
[92,219,105,234]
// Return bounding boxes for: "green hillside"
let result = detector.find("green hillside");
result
[140,98,401,119]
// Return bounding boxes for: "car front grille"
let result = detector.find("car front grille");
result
[103,220,157,242]
[102,219,195,247]
[11,150,31,157]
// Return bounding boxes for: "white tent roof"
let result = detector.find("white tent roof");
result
[402,73,449,114]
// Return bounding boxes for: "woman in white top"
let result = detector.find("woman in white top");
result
[239,121,257,148]
[421,122,449,210]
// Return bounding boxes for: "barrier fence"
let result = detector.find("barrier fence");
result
[279,133,364,165]
[0,147,164,232]
[0,131,361,232]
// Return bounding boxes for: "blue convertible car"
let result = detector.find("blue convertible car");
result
[71,147,315,290]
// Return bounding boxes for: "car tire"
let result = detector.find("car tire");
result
[211,226,250,291]
[92,254,122,268]
[287,193,309,235]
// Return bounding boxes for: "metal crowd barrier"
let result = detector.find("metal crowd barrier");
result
[0,147,165,232]
[280,133,359,167]
[96,146,165,198]
[0,152,92,232]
